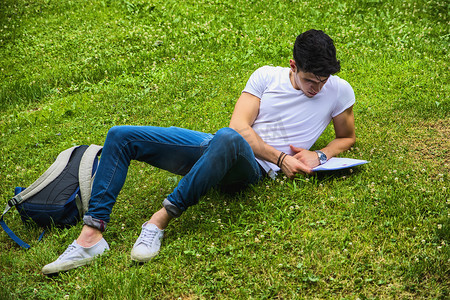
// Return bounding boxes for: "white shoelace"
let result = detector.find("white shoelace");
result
[57,243,78,260]
[138,228,158,246]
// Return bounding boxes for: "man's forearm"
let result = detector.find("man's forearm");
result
[320,137,356,159]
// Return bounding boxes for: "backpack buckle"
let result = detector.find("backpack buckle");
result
[7,198,18,207]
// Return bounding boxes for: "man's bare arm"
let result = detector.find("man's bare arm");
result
[229,92,274,161]
[324,106,356,157]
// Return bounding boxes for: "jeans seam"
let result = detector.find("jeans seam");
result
[88,145,122,216]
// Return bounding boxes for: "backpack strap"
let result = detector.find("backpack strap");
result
[0,214,46,249]
[12,146,79,207]
[78,144,102,214]
[0,215,31,248]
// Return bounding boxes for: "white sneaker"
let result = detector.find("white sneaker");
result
[42,238,109,275]
[130,222,164,262]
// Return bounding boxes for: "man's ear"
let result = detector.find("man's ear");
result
[289,59,297,72]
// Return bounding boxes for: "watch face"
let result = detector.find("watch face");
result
[319,154,325,163]
[316,151,327,164]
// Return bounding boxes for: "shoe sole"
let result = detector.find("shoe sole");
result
[42,256,97,275]
[130,250,159,262]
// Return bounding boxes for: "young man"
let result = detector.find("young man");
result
[42,29,355,274]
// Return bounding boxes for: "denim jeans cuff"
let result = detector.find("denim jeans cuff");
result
[162,198,183,218]
[83,215,107,232]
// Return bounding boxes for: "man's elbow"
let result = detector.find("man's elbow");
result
[229,120,249,135]
[350,135,356,146]
[228,121,238,132]
[338,134,356,151]
[347,135,356,149]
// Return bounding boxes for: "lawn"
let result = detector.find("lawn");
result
[0,0,448,299]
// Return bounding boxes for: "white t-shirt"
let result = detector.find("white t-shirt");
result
[243,66,355,176]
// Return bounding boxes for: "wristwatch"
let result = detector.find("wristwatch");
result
[315,150,327,165]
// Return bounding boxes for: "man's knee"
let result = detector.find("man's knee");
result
[105,126,132,142]
[214,127,245,146]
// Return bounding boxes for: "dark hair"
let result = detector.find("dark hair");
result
[293,29,341,77]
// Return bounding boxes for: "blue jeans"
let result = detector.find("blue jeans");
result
[83,126,264,231]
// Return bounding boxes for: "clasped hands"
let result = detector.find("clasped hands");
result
[279,145,320,179]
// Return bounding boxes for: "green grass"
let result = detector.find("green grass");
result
[0,0,448,298]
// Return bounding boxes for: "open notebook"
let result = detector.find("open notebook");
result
[313,157,369,172]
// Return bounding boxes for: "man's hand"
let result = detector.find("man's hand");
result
[290,145,320,168]
[279,153,314,178]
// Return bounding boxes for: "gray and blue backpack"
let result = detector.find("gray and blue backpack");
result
[0,145,102,248]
